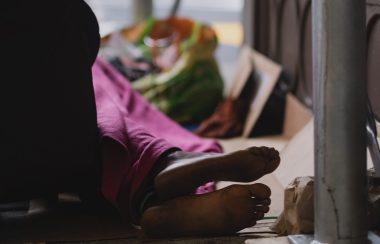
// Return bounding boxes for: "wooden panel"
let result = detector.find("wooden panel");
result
[267,0,283,61]
[277,0,300,90]
[251,0,270,56]
[367,11,380,121]
[297,0,313,108]
[247,0,380,113]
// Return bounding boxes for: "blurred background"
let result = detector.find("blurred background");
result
[85,0,244,89]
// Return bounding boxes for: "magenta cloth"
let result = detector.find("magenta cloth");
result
[92,58,222,219]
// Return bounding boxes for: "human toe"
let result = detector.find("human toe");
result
[254,205,270,213]
[248,183,271,199]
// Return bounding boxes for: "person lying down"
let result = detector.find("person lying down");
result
[1,0,281,239]
[94,58,281,238]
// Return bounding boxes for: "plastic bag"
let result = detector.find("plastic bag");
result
[128,17,224,123]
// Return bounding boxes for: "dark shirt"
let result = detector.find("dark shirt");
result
[1,1,101,200]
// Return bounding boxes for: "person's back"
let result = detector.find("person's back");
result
[0,1,100,201]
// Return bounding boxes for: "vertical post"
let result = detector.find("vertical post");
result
[313,0,367,243]
[243,0,255,47]
[132,0,152,24]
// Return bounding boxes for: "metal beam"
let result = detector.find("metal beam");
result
[242,0,255,47]
[132,0,153,24]
[313,0,367,243]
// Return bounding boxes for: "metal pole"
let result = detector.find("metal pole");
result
[132,0,153,24]
[313,0,367,243]
[169,0,181,17]
[243,0,255,47]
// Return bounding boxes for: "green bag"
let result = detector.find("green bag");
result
[132,17,224,124]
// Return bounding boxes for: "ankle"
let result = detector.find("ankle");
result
[153,148,182,175]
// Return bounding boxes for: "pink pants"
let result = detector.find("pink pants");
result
[92,58,222,220]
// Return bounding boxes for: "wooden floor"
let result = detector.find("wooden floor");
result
[0,194,283,244]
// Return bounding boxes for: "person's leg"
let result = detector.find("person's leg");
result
[154,146,280,200]
[95,68,281,236]
[132,147,279,238]
[92,58,222,154]
[96,92,280,227]
[141,183,271,238]
[92,57,223,197]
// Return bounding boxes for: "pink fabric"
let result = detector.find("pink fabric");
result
[92,58,222,219]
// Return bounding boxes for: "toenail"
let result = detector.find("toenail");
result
[263,198,271,205]
[255,212,264,219]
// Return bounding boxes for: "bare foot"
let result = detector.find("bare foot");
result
[141,183,271,238]
[154,147,280,200]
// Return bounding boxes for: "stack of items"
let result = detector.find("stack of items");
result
[100,17,224,124]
